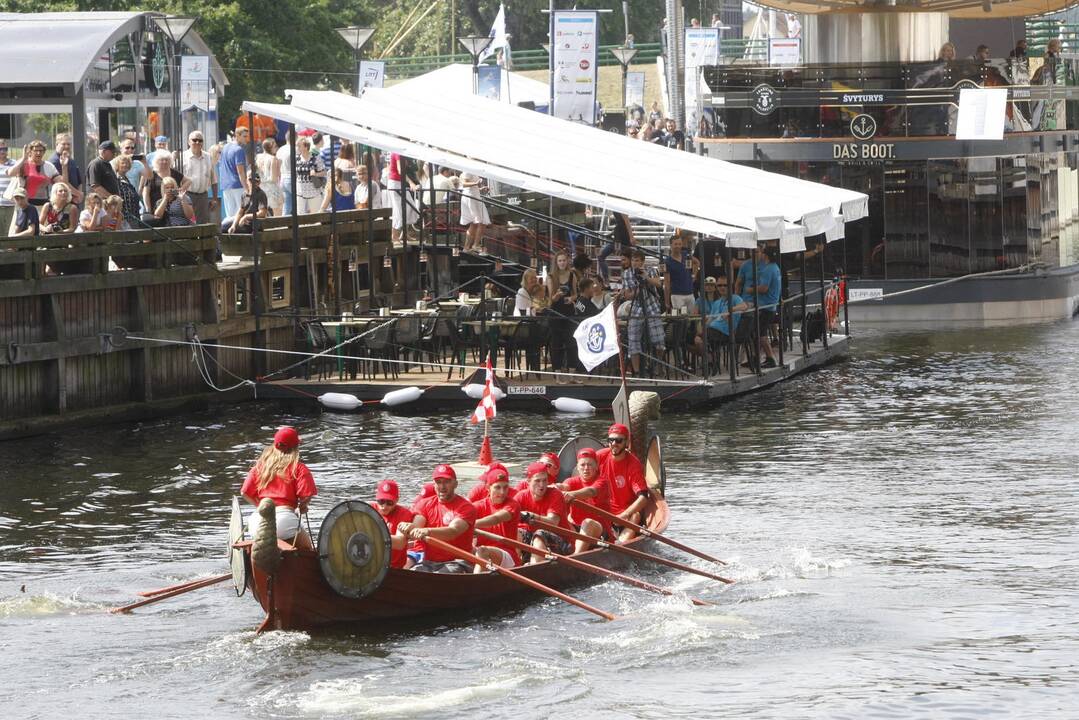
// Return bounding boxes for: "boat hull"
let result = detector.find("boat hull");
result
[244,500,670,631]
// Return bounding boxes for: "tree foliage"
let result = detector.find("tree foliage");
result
[1,1,670,131]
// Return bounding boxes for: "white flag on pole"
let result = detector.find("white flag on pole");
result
[479,3,510,64]
[573,303,620,372]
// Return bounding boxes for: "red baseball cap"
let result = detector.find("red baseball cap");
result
[375,479,399,502]
[432,463,457,481]
[576,447,598,461]
[607,423,630,439]
[540,452,560,471]
[484,463,510,485]
[273,426,300,451]
[526,461,550,479]
[419,482,435,498]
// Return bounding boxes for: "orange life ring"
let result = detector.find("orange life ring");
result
[825,287,840,330]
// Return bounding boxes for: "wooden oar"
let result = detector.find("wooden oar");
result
[424,536,616,621]
[474,529,712,606]
[110,573,231,614]
[525,515,735,585]
[138,572,232,598]
[568,498,728,566]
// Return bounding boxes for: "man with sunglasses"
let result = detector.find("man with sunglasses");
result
[596,423,650,542]
[370,480,414,569]
[183,132,218,224]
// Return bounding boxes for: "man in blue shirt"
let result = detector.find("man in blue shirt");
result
[735,244,782,369]
[663,234,698,314]
[218,127,251,220]
[692,275,747,371]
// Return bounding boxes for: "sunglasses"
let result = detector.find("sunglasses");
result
[608,436,626,444]
[376,499,396,506]
[190,138,203,143]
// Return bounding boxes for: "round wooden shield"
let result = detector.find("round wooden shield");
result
[317,501,392,599]
[556,436,603,481]
[645,434,666,497]
[228,496,248,597]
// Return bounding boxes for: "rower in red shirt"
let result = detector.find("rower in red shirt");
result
[558,447,611,552]
[370,479,414,569]
[595,423,652,543]
[472,464,521,570]
[467,462,509,502]
[402,464,478,573]
[514,461,572,563]
[241,426,318,550]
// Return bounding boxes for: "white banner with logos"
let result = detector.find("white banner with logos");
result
[180,55,209,111]
[552,10,599,124]
[359,60,385,91]
[684,28,720,139]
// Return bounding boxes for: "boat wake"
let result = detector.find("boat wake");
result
[284,674,530,717]
[0,589,104,617]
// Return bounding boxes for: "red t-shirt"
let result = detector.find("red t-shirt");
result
[371,503,414,569]
[514,487,570,531]
[596,448,647,516]
[410,494,477,562]
[241,462,317,509]
[467,482,489,503]
[562,474,612,534]
[388,152,402,181]
[472,496,521,565]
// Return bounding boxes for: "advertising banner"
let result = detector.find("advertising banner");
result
[477,65,502,100]
[684,28,720,138]
[552,10,599,124]
[359,60,385,91]
[179,55,209,112]
[625,71,645,109]
[768,38,801,67]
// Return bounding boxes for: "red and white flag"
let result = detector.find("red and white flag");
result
[469,356,498,424]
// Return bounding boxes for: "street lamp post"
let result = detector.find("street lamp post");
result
[458,36,494,95]
[156,15,197,173]
[609,45,639,110]
[335,26,376,96]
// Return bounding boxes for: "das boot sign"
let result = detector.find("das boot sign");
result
[834,113,895,159]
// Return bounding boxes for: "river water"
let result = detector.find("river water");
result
[2,323,1077,719]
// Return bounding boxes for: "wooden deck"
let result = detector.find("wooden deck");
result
[256,334,849,411]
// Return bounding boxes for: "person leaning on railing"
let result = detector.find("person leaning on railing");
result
[150,176,196,227]
[110,154,142,230]
[222,170,268,234]
[7,186,39,237]
[39,182,77,235]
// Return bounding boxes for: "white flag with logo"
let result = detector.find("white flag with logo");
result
[479,3,510,64]
[573,303,620,372]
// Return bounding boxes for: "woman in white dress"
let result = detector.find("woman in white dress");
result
[256,138,283,217]
[353,164,383,209]
[459,171,490,254]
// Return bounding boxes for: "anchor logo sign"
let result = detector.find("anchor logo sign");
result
[850,114,877,141]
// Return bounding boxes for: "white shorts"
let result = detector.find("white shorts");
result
[386,179,418,229]
[247,506,300,540]
[478,545,515,568]
[459,190,490,226]
[671,293,696,314]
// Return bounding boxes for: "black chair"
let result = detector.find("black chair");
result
[302,321,338,380]
[364,320,398,380]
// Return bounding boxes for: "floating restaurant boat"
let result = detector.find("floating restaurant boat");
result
[694,0,1079,325]
[231,433,677,632]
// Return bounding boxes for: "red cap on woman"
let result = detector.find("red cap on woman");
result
[273,426,300,451]
[375,480,399,502]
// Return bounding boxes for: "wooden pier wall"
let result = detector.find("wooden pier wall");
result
[0,193,583,439]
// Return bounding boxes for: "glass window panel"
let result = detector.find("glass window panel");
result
[1000,157,1028,268]
[968,157,1003,273]
[837,164,885,279]
[883,162,929,279]
[928,159,970,277]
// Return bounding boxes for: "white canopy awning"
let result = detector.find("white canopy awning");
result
[243,87,867,250]
[387,64,550,108]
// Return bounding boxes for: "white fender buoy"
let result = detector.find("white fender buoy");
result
[462,383,506,401]
[381,386,424,407]
[551,397,596,414]
[318,392,362,411]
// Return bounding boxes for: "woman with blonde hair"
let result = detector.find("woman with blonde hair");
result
[545,249,578,376]
[241,426,318,549]
[938,42,956,61]
[39,182,77,234]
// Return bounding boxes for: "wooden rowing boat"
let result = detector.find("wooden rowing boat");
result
[234,434,671,632]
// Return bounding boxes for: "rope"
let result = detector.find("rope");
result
[121,333,708,387]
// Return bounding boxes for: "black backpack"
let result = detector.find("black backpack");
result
[804,309,824,343]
